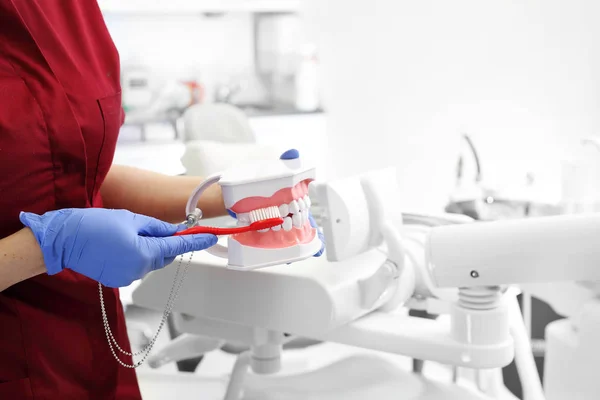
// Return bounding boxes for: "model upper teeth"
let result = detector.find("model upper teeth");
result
[304,195,311,207]
[297,198,306,210]
[292,213,302,228]
[301,209,309,223]
[234,196,312,233]
[290,200,300,214]
[278,203,289,217]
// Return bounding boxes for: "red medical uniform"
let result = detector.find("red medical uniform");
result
[0,1,141,398]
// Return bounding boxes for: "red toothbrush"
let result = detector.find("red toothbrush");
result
[175,217,283,236]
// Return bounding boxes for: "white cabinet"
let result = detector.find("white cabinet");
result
[98,0,301,14]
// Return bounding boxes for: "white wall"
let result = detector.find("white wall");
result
[304,0,600,211]
[103,13,254,96]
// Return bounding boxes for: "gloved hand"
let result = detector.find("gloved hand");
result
[308,213,325,257]
[20,208,217,288]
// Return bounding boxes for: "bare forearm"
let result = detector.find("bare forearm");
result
[0,228,46,292]
[101,165,227,223]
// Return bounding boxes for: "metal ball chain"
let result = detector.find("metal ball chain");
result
[99,251,195,368]
[102,256,186,357]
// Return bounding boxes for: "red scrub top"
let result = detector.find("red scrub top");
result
[0,1,141,399]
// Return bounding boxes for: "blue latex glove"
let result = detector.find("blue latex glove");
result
[20,208,218,288]
[308,213,325,257]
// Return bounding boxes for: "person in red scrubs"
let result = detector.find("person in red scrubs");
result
[0,1,227,398]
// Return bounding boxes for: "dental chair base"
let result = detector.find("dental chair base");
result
[136,351,500,400]
[240,353,494,400]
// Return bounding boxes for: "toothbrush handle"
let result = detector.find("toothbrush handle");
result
[174,218,283,236]
[175,226,253,236]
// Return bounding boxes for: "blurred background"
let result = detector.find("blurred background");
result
[102,0,327,179]
[100,1,600,398]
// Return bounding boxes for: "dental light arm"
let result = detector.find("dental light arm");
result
[426,213,600,288]
[421,213,600,400]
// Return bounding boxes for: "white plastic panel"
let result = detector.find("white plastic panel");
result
[314,177,372,262]
[218,157,314,186]
[221,170,315,209]
[226,233,322,270]
[132,248,388,337]
[315,168,402,262]
[544,301,600,400]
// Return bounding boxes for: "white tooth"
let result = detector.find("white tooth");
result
[304,195,311,208]
[302,210,309,223]
[279,204,289,217]
[292,213,302,228]
[290,200,300,214]
[282,217,293,231]
[297,198,306,210]
[258,228,269,233]
[271,225,281,231]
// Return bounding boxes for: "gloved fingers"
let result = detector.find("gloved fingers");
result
[134,214,180,237]
[307,213,325,257]
[164,256,177,266]
[308,213,318,229]
[176,223,188,232]
[155,234,218,259]
[314,230,325,257]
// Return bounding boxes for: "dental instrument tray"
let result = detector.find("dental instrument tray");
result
[182,149,322,270]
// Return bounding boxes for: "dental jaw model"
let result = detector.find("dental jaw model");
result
[184,149,322,270]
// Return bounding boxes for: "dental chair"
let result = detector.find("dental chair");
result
[180,103,278,178]
[132,165,600,400]
[182,103,255,144]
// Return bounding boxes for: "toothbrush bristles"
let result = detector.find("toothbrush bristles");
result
[250,206,280,223]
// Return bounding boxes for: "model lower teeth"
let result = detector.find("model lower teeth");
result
[282,217,293,231]
[292,214,301,228]
[290,200,300,214]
